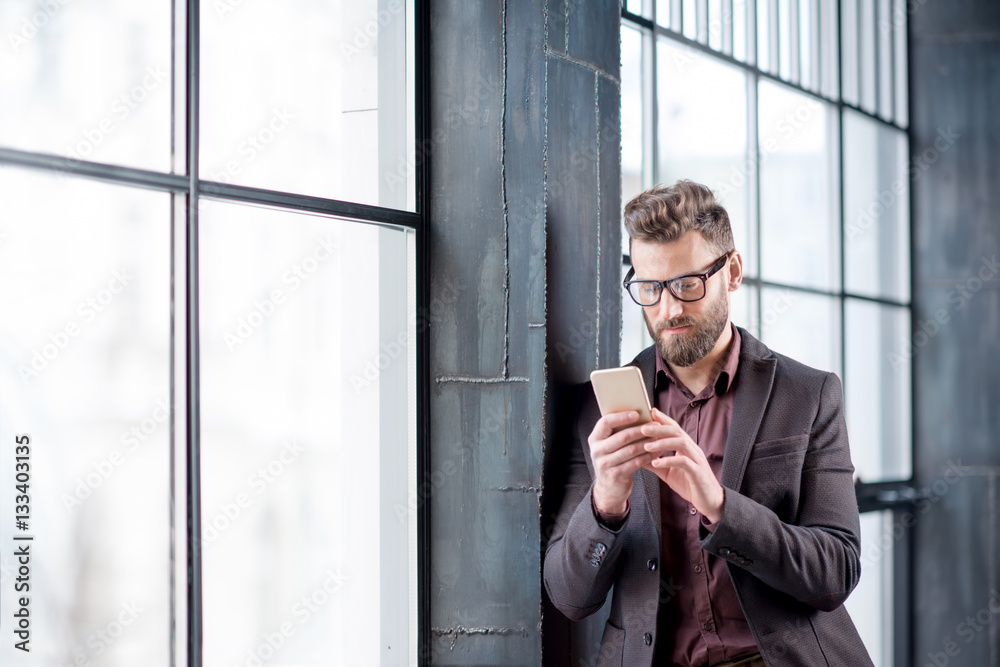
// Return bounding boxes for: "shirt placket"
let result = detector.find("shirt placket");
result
[679,391,725,665]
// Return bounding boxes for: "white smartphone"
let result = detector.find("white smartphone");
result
[589,366,653,434]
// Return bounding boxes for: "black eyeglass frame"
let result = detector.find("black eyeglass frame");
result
[623,251,733,306]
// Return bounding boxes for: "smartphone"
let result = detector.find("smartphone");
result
[590,366,653,434]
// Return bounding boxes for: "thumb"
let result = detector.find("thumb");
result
[651,407,672,424]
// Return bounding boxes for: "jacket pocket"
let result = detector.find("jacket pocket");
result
[751,433,809,460]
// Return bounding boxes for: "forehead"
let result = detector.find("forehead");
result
[630,231,715,277]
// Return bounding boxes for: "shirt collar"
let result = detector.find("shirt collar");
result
[654,321,742,397]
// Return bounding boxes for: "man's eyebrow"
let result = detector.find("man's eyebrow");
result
[634,263,705,281]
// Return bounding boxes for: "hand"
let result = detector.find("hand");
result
[588,411,656,515]
[641,408,725,523]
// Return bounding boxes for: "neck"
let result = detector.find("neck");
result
[666,321,733,396]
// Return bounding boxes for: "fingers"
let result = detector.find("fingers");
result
[590,410,641,442]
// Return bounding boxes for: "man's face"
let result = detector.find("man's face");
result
[630,232,734,368]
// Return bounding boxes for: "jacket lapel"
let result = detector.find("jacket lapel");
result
[720,327,777,490]
[627,347,662,538]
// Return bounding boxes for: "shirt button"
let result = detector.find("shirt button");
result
[689,401,698,408]
[703,622,713,632]
[694,564,702,573]
[647,558,657,572]
[689,507,697,515]
[643,632,652,646]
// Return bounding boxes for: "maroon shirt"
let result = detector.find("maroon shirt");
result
[651,322,758,666]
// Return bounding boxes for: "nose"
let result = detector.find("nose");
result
[650,289,685,323]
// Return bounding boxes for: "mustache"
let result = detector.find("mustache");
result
[653,318,695,333]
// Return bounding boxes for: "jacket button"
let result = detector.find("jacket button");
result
[719,547,731,556]
[643,632,652,646]
[647,558,657,572]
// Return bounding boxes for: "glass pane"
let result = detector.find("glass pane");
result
[820,0,840,99]
[778,0,791,81]
[708,0,723,51]
[859,0,876,113]
[656,0,673,29]
[201,0,416,209]
[877,0,893,120]
[622,26,645,212]
[732,0,747,62]
[0,2,171,171]
[845,300,912,482]
[841,0,859,105]
[0,168,169,665]
[760,288,840,373]
[758,80,840,291]
[626,0,646,16]
[845,511,894,666]
[683,0,698,39]
[799,0,813,89]
[757,0,770,72]
[656,38,751,282]
[200,203,417,665]
[844,111,910,302]
[893,0,908,127]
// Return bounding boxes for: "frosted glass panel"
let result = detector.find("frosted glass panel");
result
[845,299,912,482]
[0,1,170,170]
[201,0,415,209]
[0,168,169,666]
[758,79,840,291]
[199,202,416,666]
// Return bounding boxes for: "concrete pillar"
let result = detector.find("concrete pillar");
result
[910,2,1000,665]
[427,1,621,664]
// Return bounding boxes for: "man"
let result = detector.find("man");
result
[543,180,873,666]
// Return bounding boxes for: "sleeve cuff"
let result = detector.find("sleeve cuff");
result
[591,493,629,532]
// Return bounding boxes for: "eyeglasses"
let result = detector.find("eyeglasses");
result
[623,252,731,306]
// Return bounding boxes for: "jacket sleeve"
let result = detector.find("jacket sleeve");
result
[542,388,630,621]
[699,371,862,612]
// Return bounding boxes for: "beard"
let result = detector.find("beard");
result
[643,287,730,368]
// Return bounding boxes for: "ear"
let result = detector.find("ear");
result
[726,251,744,292]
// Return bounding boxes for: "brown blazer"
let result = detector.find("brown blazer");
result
[543,326,874,666]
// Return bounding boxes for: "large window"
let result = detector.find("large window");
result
[621,2,911,664]
[0,2,424,665]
